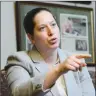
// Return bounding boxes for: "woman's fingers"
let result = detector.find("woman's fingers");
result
[74,54,91,59]
[69,61,80,69]
[60,54,91,73]
[67,64,76,71]
[70,54,91,67]
[72,56,86,67]
[70,56,81,65]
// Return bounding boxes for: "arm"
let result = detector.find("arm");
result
[6,54,60,96]
[6,65,61,96]
[43,54,93,90]
[6,65,47,96]
[6,53,93,96]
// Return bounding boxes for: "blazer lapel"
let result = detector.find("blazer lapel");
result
[58,48,82,96]
[29,46,49,74]
[29,46,62,96]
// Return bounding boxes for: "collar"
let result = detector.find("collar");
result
[28,46,45,63]
[29,46,63,64]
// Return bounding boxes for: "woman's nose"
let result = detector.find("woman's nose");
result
[47,25,54,36]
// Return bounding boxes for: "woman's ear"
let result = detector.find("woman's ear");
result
[27,33,35,44]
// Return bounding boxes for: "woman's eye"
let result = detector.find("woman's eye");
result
[39,27,45,31]
[52,23,56,27]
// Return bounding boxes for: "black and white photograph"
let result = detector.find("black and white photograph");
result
[76,39,87,51]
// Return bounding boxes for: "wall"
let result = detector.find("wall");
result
[1,2,17,69]
[1,1,95,70]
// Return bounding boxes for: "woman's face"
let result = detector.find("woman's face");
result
[32,10,60,51]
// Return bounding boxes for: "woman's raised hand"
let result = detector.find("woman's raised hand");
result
[57,54,91,74]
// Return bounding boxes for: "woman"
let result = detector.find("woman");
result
[5,8,95,96]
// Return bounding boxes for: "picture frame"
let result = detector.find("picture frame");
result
[15,1,95,65]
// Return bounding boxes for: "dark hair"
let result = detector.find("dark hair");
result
[23,7,56,35]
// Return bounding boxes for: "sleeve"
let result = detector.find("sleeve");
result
[78,66,95,96]
[5,54,50,96]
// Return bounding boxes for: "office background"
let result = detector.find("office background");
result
[1,1,96,71]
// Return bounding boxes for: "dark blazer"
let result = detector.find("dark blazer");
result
[5,46,95,96]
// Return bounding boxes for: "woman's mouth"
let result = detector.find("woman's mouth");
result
[49,38,58,44]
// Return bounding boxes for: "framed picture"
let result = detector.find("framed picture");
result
[60,14,89,53]
[15,1,95,65]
